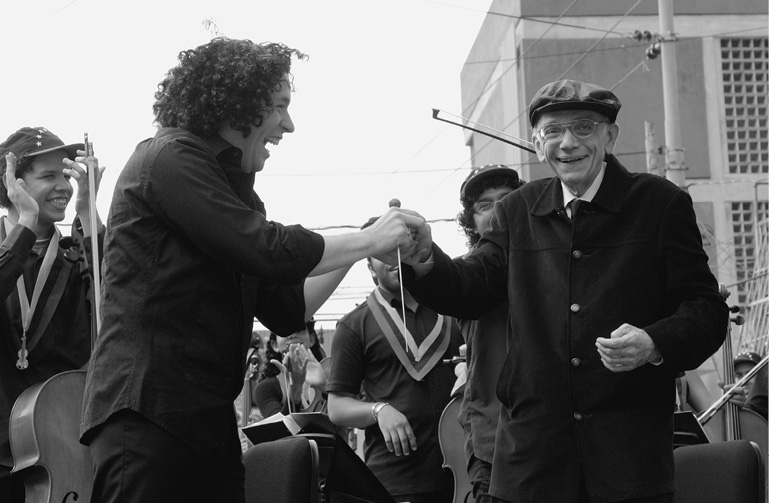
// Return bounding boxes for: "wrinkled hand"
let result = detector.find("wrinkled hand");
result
[596,323,659,372]
[375,404,417,456]
[4,153,39,229]
[65,149,104,223]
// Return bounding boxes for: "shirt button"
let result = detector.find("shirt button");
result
[573,412,583,421]
[570,304,581,313]
[571,358,581,367]
[572,250,583,259]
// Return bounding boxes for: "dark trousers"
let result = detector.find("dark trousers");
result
[0,464,24,503]
[468,455,506,503]
[88,409,245,503]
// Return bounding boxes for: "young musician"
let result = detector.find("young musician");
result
[0,127,103,503]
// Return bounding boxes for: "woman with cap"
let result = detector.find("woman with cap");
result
[0,127,104,503]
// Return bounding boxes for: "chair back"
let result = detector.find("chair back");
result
[244,435,320,503]
[674,439,765,503]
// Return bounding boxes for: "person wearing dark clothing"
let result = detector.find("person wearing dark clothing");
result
[403,80,728,502]
[0,127,103,503]
[454,164,524,503]
[80,37,429,503]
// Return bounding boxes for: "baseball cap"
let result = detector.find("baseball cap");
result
[460,164,520,199]
[528,80,622,127]
[0,127,84,172]
[734,351,762,367]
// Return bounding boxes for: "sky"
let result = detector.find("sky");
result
[1,0,492,329]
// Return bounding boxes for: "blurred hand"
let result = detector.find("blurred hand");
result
[65,149,105,231]
[4,153,39,229]
[716,380,749,408]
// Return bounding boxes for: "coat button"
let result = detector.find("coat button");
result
[570,304,580,313]
[573,412,583,421]
[572,250,583,259]
[571,358,581,367]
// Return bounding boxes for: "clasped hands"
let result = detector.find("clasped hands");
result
[365,205,432,267]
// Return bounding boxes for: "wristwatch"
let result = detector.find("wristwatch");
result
[371,402,389,423]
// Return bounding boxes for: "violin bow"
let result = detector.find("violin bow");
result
[431,108,536,154]
[84,134,101,336]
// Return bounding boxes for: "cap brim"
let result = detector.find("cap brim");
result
[25,142,85,160]
[462,167,520,197]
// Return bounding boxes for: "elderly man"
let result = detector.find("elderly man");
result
[403,80,727,502]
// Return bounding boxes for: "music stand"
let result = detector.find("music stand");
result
[674,411,710,448]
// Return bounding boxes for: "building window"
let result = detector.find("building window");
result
[721,37,768,175]
[731,200,769,306]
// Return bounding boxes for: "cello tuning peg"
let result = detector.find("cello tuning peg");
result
[730,315,745,326]
[729,305,741,313]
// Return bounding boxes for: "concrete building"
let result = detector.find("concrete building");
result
[459,0,768,352]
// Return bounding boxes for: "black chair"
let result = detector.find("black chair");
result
[674,439,765,503]
[244,435,321,503]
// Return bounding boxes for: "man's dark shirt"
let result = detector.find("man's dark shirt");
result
[81,128,325,463]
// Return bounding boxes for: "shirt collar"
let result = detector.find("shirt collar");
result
[561,161,606,208]
[376,286,419,313]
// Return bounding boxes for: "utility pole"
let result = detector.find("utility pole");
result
[645,121,662,176]
[658,0,686,187]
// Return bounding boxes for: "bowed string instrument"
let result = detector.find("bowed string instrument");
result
[698,286,767,453]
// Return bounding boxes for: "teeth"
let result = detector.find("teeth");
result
[559,156,586,164]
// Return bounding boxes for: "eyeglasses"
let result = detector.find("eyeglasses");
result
[472,200,496,214]
[536,119,609,142]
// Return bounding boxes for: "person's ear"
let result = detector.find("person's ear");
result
[532,130,546,163]
[604,122,620,156]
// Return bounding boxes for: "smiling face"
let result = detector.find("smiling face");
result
[532,109,619,197]
[368,256,401,297]
[219,75,295,173]
[472,186,514,235]
[18,151,73,232]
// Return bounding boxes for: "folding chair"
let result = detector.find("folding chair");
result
[244,435,320,503]
[674,439,765,503]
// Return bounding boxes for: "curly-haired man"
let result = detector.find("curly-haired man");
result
[80,37,431,503]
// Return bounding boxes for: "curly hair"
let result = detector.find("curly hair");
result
[457,173,526,247]
[0,155,35,209]
[152,37,308,138]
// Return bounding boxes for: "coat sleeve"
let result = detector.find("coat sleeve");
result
[643,190,728,372]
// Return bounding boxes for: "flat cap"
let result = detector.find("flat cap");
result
[528,80,621,126]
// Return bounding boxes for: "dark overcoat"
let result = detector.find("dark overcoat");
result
[407,156,727,502]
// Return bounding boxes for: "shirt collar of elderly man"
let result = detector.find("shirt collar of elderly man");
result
[529,80,622,205]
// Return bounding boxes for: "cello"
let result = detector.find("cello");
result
[9,135,100,503]
[698,285,767,461]
[439,395,475,503]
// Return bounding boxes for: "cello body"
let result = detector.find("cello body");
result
[439,396,475,503]
[10,370,92,503]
